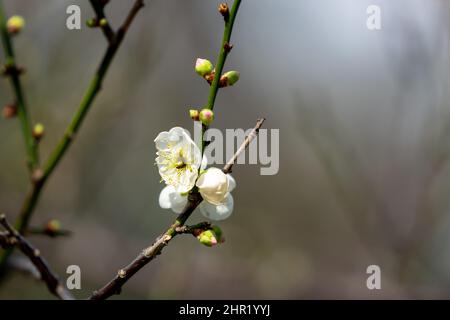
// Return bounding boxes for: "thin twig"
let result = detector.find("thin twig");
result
[174,222,211,235]
[26,227,71,238]
[89,118,264,300]
[0,214,74,300]
[0,0,145,271]
[223,118,265,174]
[0,0,39,171]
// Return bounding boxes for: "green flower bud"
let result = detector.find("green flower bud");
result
[195,58,214,77]
[45,219,61,235]
[197,226,225,247]
[189,109,200,121]
[197,230,218,247]
[199,109,214,126]
[32,123,45,140]
[99,18,108,27]
[7,15,25,35]
[221,70,240,87]
[86,18,97,28]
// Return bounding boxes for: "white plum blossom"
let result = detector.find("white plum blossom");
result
[158,166,236,221]
[155,127,202,193]
[197,170,235,220]
[196,168,232,205]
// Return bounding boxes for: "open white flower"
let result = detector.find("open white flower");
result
[155,127,202,193]
[158,167,236,221]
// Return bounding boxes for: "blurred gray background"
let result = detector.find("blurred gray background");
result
[1,0,450,299]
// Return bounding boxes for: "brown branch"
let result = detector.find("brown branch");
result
[115,0,145,43]
[0,214,74,300]
[89,0,115,42]
[89,118,265,300]
[174,222,211,235]
[223,118,265,174]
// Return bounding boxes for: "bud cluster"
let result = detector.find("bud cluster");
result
[195,58,240,89]
[86,18,108,28]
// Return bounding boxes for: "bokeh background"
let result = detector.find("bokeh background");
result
[0,0,450,299]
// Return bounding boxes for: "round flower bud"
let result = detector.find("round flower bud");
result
[189,109,199,121]
[32,123,45,140]
[221,71,240,87]
[197,229,217,247]
[196,168,228,205]
[7,15,25,35]
[45,219,61,235]
[99,18,108,27]
[196,226,225,247]
[2,103,17,118]
[199,109,214,126]
[86,18,97,28]
[195,58,214,77]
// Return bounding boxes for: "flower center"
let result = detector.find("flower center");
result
[175,161,187,170]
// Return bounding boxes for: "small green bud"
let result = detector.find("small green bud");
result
[197,230,218,247]
[86,18,96,28]
[195,58,214,77]
[199,109,214,126]
[7,15,25,35]
[189,109,200,121]
[197,226,225,247]
[99,18,108,27]
[220,71,240,87]
[32,123,45,140]
[45,219,61,235]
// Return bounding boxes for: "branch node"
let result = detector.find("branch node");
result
[117,269,126,278]
[31,168,44,185]
[224,42,233,53]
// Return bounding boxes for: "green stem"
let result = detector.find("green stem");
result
[206,0,241,111]
[0,0,39,171]
[202,0,242,152]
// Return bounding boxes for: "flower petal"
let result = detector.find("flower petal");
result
[227,174,236,192]
[169,192,188,213]
[154,131,170,150]
[201,154,208,170]
[159,185,176,209]
[196,168,229,205]
[159,185,188,213]
[199,194,234,221]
